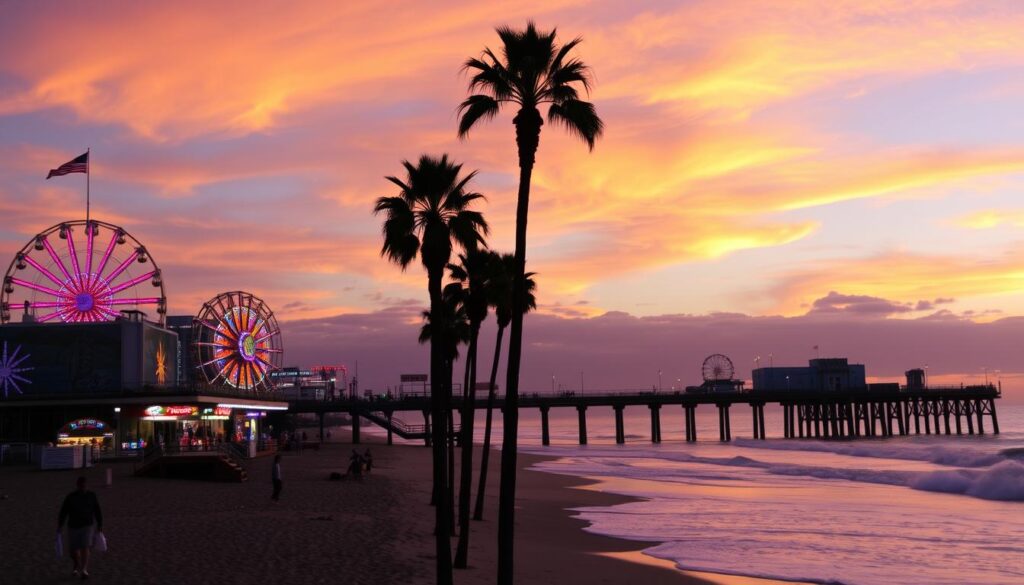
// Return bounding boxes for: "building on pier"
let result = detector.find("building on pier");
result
[752,357,867,392]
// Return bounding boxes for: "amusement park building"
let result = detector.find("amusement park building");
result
[752,358,867,392]
[0,220,287,461]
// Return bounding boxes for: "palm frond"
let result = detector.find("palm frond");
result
[547,99,604,150]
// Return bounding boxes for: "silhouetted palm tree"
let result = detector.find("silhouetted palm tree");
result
[458,22,602,583]
[375,154,487,585]
[447,250,495,567]
[473,253,535,521]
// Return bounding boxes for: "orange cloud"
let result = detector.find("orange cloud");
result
[769,250,1024,319]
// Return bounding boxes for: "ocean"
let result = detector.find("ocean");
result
[501,403,1024,585]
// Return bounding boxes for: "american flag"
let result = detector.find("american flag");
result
[46,152,89,179]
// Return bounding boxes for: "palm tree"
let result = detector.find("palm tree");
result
[473,253,535,522]
[420,282,471,538]
[457,22,602,583]
[375,154,487,585]
[448,250,495,568]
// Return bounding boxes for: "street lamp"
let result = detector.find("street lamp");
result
[658,370,662,392]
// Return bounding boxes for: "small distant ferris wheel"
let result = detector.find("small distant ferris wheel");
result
[192,291,283,392]
[702,353,735,382]
[1,220,166,324]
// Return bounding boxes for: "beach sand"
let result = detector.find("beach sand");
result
[0,438,794,584]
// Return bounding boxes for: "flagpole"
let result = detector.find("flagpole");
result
[86,147,91,224]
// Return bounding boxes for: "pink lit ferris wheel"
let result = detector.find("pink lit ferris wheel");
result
[2,220,166,325]
[192,291,283,392]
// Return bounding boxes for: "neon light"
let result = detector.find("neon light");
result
[0,341,33,397]
[217,403,288,411]
[108,270,156,295]
[41,238,72,283]
[21,254,66,288]
[65,227,83,290]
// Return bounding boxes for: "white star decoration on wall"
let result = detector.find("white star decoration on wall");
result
[0,340,33,398]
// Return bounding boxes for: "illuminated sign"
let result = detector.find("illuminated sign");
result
[67,419,105,431]
[144,405,198,417]
[200,406,232,420]
[244,411,268,418]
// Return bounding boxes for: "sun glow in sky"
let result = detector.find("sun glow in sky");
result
[2,1,1024,390]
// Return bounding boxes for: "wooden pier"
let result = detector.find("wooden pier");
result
[291,385,1001,445]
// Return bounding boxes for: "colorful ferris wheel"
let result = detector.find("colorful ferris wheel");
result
[1,220,166,324]
[192,291,283,392]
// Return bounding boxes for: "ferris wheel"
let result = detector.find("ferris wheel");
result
[1,220,166,324]
[192,291,283,392]
[702,353,735,382]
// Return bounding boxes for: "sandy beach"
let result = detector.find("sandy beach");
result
[0,437,779,584]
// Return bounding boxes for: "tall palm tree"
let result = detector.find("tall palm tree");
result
[473,253,535,521]
[375,154,487,585]
[457,22,602,583]
[448,250,494,568]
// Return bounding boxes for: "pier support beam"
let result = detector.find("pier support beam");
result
[577,406,588,445]
[896,402,907,436]
[912,399,921,435]
[990,399,1000,434]
[975,399,984,434]
[540,406,551,446]
[614,405,625,445]
[965,401,975,435]
[649,404,662,443]
[797,405,805,438]
[684,406,697,442]
[717,404,732,442]
[942,400,952,435]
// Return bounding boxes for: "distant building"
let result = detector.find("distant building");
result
[752,358,866,392]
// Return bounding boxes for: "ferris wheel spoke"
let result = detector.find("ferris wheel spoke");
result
[195,341,234,349]
[21,254,67,289]
[253,355,275,371]
[107,296,161,306]
[37,308,70,323]
[26,301,68,309]
[93,230,119,290]
[10,277,70,299]
[103,250,140,284]
[198,318,235,339]
[233,361,243,387]
[107,270,156,295]
[41,238,74,284]
[85,223,95,279]
[253,329,279,344]
[255,347,283,354]
[65,227,83,289]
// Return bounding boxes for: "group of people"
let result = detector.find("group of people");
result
[347,448,373,478]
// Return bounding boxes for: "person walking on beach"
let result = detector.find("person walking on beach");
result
[363,448,373,473]
[271,454,283,501]
[58,476,103,580]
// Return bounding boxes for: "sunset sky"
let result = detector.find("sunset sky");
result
[1,1,1023,395]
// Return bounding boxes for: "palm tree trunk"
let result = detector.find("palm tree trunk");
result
[454,322,480,568]
[428,269,453,585]
[473,324,504,521]
[498,107,543,585]
[448,358,456,536]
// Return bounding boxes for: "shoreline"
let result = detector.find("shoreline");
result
[1,432,807,584]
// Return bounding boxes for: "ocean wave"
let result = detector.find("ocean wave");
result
[536,448,1024,502]
[910,460,1024,501]
[731,437,1007,468]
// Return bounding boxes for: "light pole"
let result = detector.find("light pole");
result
[658,370,663,392]
[785,375,790,391]
[551,374,555,393]
[769,353,774,367]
